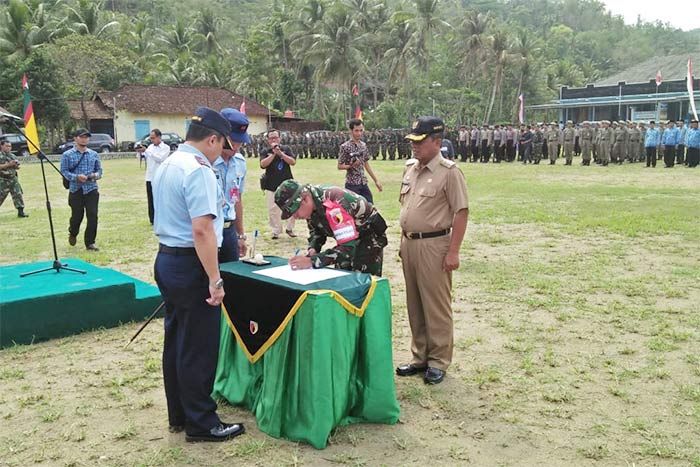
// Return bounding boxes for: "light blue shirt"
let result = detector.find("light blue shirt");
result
[678,126,687,145]
[60,147,102,193]
[213,152,247,222]
[152,143,223,248]
[686,127,700,149]
[644,127,660,148]
[661,127,680,146]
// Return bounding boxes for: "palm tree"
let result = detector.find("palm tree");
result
[64,0,119,37]
[384,13,415,93]
[484,27,510,124]
[0,0,42,61]
[159,17,195,55]
[410,0,450,71]
[195,8,222,57]
[511,28,539,120]
[454,10,489,82]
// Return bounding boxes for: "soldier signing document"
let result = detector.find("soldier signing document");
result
[274,179,388,276]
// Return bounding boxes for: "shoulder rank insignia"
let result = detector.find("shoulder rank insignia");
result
[405,158,418,166]
[440,158,456,168]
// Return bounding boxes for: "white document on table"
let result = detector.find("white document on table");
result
[252,265,349,285]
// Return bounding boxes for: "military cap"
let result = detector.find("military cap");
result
[190,107,232,138]
[550,121,557,125]
[405,116,445,142]
[275,179,309,220]
[220,108,250,143]
[74,128,91,137]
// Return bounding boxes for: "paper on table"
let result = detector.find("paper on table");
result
[252,264,349,285]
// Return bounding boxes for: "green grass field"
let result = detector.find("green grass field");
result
[1,157,699,466]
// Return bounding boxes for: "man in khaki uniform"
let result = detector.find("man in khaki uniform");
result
[579,121,594,165]
[395,116,469,385]
[561,120,574,165]
[598,120,612,166]
[546,122,561,165]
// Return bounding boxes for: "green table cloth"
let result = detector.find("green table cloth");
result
[212,257,399,449]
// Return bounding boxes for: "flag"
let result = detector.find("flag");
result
[655,70,662,87]
[21,74,40,154]
[688,58,698,121]
[518,94,525,124]
[351,84,359,96]
[240,99,246,115]
[354,105,362,120]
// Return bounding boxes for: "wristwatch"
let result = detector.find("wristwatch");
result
[238,233,247,240]
[212,278,224,289]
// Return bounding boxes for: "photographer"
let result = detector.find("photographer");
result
[259,129,296,239]
[337,119,382,203]
[0,138,28,217]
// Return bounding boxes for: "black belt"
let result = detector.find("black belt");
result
[402,228,451,240]
[158,244,197,256]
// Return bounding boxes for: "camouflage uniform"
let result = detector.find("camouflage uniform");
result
[275,180,388,276]
[532,127,543,164]
[0,149,26,215]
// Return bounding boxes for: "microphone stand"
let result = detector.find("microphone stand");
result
[4,117,86,276]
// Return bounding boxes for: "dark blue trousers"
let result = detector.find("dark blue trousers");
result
[344,183,373,204]
[219,226,240,263]
[154,252,221,435]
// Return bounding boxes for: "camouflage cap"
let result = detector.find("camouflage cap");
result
[274,179,308,219]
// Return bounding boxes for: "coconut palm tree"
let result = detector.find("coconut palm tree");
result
[64,0,119,37]
[410,0,450,71]
[484,27,510,124]
[0,0,43,61]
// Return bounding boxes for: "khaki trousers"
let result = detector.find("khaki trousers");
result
[265,190,295,235]
[400,234,453,371]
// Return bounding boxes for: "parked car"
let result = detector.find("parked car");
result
[55,133,115,154]
[133,132,183,151]
[1,133,30,157]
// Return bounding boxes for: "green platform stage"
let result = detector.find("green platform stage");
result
[0,259,161,348]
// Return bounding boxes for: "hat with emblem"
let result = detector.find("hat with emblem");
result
[74,128,91,137]
[190,107,232,138]
[405,116,445,142]
[220,108,250,144]
[275,179,309,220]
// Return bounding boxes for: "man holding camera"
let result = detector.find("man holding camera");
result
[60,128,102,251]
[338,118,382,203]
[259,129,296,239]
[0,138,28,217]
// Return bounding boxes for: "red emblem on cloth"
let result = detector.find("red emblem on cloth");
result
[322,199,358,245]
[249,320,259,335]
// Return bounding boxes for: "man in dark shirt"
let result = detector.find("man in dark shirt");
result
[259,129,297,239]
[519,125,533,164]
[337,118,382,203]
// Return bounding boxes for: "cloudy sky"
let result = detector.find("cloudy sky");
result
[602,0,699,31]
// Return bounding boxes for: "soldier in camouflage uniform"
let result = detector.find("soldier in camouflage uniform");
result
[0,139,28,217]
[275,179,388,276]
[532,125,543,164]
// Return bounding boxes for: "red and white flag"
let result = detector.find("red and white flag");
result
[688,58,698,120]
[518,94,525,124]
[655,70,662,87]
[240,99,246,115]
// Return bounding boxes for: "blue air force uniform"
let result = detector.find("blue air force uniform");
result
[152,141,224,434]
[214,152,246,262]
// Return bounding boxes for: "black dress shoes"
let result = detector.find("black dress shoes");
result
[395,363,427,377]
[168,424,185,433]
[423,367,445,385]
[186,422,245,442]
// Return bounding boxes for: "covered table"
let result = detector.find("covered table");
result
[212,257,399,449]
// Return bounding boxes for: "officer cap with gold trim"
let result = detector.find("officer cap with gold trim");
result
[405,116,445,142]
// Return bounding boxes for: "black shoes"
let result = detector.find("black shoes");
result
[186,422,245,443]
[86,244,99,251]
[285,229,297,238]
[396,363,446,384]
[424,367,446,385]
[395,363,426,377]
[68,234,77,246]
[17,208,28,218]
[168,425,185,433]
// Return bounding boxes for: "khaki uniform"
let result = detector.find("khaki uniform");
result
[546,127,561,163]
[579,127,594,163]
[598,126,612,164]
[562,126,575,163]
[399,155,468,371]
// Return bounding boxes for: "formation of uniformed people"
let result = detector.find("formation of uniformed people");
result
[0,137,28,218]
[237,119,697,169]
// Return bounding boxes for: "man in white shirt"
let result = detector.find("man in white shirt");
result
[138,129,171,224]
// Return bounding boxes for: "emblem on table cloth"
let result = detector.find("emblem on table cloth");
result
[249,320,259,335]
